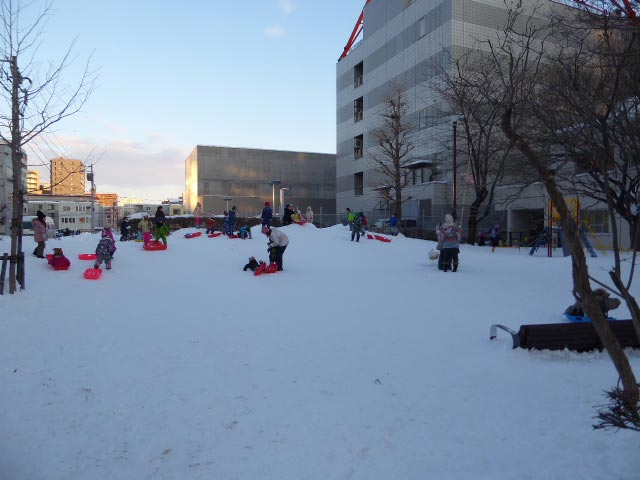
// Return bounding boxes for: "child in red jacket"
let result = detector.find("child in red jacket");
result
[48,248,70,269]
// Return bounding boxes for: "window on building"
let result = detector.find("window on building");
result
[418,108,428,129]
[48,204,55,211]
[420,168,425,184]
[63,206,70,212]
[582,209,609,234]
[419,16,426,37]
[354,62,363,88]
[354,97,363,122]
[354,172,364,196]
[354,135,364,159]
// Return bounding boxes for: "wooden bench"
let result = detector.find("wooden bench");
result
[490,320,639,352]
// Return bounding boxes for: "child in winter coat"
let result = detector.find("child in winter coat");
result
[138,214,153,246]
[48,248,70,269]
[94,229,116,270]
[239,225,252,239]
[351,213,363,242]
[205,216,216,234]
[243,256,263,272]
[439,214,461,272]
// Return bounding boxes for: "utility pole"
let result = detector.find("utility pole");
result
[87,164,95,232]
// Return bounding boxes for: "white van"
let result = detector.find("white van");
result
[20,215,56,237]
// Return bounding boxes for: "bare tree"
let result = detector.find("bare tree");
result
[473,1,639,427]
[433,54,516,244]
[371,85,414,225]
[0,0,95,293]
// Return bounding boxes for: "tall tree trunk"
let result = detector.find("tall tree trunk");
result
[502,109,639,408]
[466,200,481,245]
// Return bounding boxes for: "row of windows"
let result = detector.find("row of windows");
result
[352,168,431,197]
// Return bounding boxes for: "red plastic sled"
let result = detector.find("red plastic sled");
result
[46,254,54,261]
[84,268,102,280]
[184,232,202,239]
[254,262,267,276]
[144,241,168,251]
[367,234,391,243]
[265,263,279,273]
[208,232,223,238]
[52,264,70,271]
[78,253,97,260]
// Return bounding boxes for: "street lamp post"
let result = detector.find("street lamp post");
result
[224,197,232,212]
[270,179,281,216]
[279,187,289,219]
[452,121,457,219]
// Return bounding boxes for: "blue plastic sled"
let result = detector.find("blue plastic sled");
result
[564,313,618,323]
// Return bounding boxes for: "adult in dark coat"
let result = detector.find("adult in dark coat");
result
[282,204,294,226]
[120,217,129,241]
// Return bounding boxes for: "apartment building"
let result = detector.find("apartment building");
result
[50,158,85,195]
[27,170,42,194]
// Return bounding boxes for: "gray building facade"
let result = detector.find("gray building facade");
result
[185,146,336,221]
[335,0,556,233]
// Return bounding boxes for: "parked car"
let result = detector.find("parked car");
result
[372,218,417,235]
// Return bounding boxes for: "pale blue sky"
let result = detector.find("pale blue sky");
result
[24,0,365,201]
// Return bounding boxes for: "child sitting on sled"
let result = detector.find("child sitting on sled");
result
[48,247,71,269]
[239,225,252,239]
[243,256,263,272]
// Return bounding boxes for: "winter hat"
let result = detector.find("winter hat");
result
[265,202,270,207]
[36,210,45,219]
[262,226,270,234]
[232,206,237,211]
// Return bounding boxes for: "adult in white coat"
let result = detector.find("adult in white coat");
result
[262,226,289,271]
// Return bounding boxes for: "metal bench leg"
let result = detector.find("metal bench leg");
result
[490,324,520,348]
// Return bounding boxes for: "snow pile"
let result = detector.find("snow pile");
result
[1,224,638,479]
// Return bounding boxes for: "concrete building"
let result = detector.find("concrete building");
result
[0,143,27,235]
[185,146,336,222]
[27,170,42,194]
[24,194,106,232]
[336,0,556,232]
[50,158,85,195]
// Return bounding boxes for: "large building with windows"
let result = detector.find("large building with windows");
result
[185,146,336,223]
[336,0,571,242]
[50,158,85,195]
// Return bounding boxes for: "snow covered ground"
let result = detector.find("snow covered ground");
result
[1,224,639,480]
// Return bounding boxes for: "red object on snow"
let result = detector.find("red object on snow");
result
[78,253,97,260]
[46,254,54,261]
[208,232,223,238]
[254,262,267,276]
[366,234,374,240]
[52,264,70,271]
[264,263,279,273]
[228,234,239,239]
[144,241,168,251]
[84,268,102,280]
[374,234,391,242]
[184,232,202,239]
